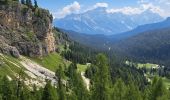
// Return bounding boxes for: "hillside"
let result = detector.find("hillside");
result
[0,0,97,87]
[0,1,55,57]
[0,0,67,83]
[113,28,170,67]
[0,1,170,100]
[0,53,54,85]
[60,29,111,50]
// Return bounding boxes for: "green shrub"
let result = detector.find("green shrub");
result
[26,31,34,41]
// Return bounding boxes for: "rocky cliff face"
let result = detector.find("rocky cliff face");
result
[0,2,55,57]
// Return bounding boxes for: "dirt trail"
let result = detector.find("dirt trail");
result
[81,72,90,91]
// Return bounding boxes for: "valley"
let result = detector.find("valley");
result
[0,0,170,100]
[64,17,170,68]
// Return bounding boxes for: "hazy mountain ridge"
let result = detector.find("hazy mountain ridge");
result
[111,17,170,39]
[60,29,110,49]
[61,17,170,51]
[60,17,170,67]
[54,7,163,35]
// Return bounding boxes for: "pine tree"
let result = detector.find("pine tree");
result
[126,82,142,100]
[67,63,77,79]
[91,54,111,100]
[21,0,25,4]
[143,87,151,100]
[74,74,88,100]
[64,43,67,50]
[0,76,13,100]
[16,69,25,98]
[42,80,57,100]
[150,77,169,100]
[56,65,66,100]
[67,63,88,100]
[112,79,127,100]
[26,0,32,7]
[34,0,38,8]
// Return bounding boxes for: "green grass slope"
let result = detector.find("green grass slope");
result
[29,53,67,72]
[0,54,25,78]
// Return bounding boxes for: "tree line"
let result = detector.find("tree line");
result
[61,42,98,64]
[0,54,170,100]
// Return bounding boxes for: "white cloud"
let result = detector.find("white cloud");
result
[106,7,143,15]
[142,3,164,15]
[93,3,108,8]
[106,3,164,17]
[154,0,170,17]
[88,1,164,17]
[82,2,109,13]
[54,1,168,19]
[54,1,81,19]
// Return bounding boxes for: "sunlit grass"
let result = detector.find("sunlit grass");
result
[29,53,65,72]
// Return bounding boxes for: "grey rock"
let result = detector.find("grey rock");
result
[0,3,55,57]
[9,46,20,58]
[0,35,20,58]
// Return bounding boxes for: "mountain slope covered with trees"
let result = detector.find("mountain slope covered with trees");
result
[0,1,170,100]
[113,28,170,67]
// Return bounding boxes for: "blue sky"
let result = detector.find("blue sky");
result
[36,0,138,10]
[36,0,170,19]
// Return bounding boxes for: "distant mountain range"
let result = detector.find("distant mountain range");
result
[60,17,170,50]
[54,7,163,35]
[109,17,170,40]
[59,17,170,66]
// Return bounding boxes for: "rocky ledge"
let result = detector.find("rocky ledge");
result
[0,2,55,57]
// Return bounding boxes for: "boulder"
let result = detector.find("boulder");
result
[9,46,20,58]
[0,35,20,58]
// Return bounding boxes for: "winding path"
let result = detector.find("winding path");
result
[81,72,90,91]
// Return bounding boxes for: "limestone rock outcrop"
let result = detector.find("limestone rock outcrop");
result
[0,2,55,57]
